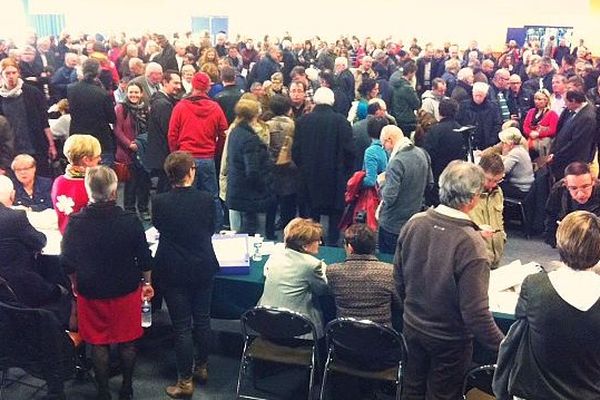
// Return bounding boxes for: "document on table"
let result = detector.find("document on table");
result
[212,234,250,267]
[488,259,543,317]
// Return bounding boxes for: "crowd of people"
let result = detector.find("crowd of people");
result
[1,28,600,399]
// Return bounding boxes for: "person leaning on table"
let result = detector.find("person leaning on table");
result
[509,211,600,399]
[61,166,153,400]
[258,217,328,338]
[151,151,220,399]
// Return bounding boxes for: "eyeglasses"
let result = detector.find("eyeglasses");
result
[567,183,593,193]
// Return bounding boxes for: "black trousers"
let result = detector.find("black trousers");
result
[402,324,473,400]
[124,163,151,213]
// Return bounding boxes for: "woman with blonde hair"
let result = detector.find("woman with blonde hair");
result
[258,217,328,337]
[51,134,101,232]
[522,88,558,158]
[198,47,218,70]
[225,97,274,235]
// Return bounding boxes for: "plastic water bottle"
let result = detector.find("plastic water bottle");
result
[141,299,152,328]
[252,233,263,262]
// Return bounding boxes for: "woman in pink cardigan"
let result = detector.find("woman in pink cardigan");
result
[522,89,559,158]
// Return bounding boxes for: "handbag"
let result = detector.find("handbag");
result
[113,161,131,182]
[275,134,293,166]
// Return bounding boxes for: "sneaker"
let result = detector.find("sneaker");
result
[193,363,208,384]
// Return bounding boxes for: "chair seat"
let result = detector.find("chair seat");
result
[465,387,496,400]
[328,358,398,382]
[247,337,313,366]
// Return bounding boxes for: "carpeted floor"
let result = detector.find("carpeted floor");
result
[1,227,558,400]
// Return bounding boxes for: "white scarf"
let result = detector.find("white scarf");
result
[0,78,23,98]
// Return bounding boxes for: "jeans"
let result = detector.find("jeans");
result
[100,152,115,168]
[124,163,151,213]
[194,158,223,231]
[239,212,259,235]
[308,209,341,246]
[163,281,214,379]
[152,168,171,194]
[402,324,473,400]
[378,227,399,255]
[229,209,242,232]
[266,193,297,239]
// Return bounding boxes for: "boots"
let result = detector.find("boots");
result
[193,363,208,384]
[165,377,194,398]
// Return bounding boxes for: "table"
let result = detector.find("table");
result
[211,246,393,320]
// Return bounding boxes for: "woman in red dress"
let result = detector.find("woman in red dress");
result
[61,166,154,400]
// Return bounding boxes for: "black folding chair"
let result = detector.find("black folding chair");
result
[462,364,496,400]
[0,298,85,400]
[236,306,320,400]
[319,317,408,400]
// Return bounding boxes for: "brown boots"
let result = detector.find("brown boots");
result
[165,378,194,399]
[193,363,208,384]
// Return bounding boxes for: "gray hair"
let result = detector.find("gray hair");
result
[313,87,335,106]
[145,62,163,77]
[0,175,14,204]
[438,160,484,209]
[85,166,118,203]
[334,57,348,68]
[472,81,489,95]
[457,67,473,82]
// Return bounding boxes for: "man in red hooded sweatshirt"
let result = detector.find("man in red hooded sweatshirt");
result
[168,71,228,230]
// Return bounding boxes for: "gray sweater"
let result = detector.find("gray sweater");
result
[503,146,534,192]
[379,143,432,234]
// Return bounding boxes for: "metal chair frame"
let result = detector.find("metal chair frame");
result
[236,305,320,400]
[319,317,408,400]
[461,364,497,399]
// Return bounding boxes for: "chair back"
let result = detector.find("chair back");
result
[0,300,75,381]
[462,364,496,398]
[241,306,317,340]
[325,317,407,371]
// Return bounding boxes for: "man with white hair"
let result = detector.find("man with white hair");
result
[395,161,503,400]
[0,173,71,398]
[174,40,188,73]
[451,67,474,103]
[293,87,354,246]
[456,81,503,149]
[214,32,227,58]
[335,56,355,103]
[378,125,432,253]
[50,52,78,102]
[128,57,145,78]
[131,61,163,104]
[354,55,377,99]
[489,68,512,121]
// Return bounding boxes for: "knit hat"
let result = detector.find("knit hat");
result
[498,127,524,145]
[192,72,211,91]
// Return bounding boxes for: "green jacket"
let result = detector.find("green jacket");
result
[468,187,506,267]
[390,76,420,128]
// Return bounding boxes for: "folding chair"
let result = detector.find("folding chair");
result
[462,364,497,400]
[319,317,407,400]
[236,306,320,400]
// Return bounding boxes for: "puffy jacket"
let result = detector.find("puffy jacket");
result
[168,95,228,159]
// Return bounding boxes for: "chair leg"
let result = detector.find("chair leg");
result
[319,355,332,400]
[236,341,250,399]
[0,369,6,400]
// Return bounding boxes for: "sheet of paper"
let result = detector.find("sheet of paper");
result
[489,290,519,316]
[25,208,59,231]
[145,227,159,244]
[489,260,542,293]
[40,229,62,256]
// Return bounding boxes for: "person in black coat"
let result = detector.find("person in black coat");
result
[214,66,243,124]
[67,58,116,165]
[456,82,502,149]
[145,71,181,194]
[152,151,220,398]
[424,98,466,184]
[292,87,355,246]
[249,48,281,86]
[549,90,598,181]
[226,98,275,235]
[0,175,70,323]
[0,58,57,177]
